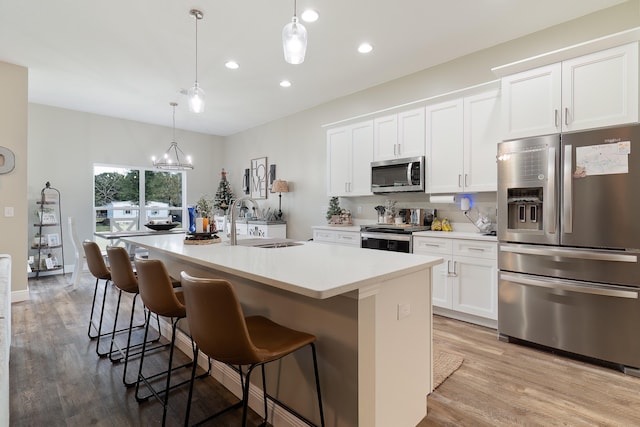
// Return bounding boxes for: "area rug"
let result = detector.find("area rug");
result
[432,350,464,391]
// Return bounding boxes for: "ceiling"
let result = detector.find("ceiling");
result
[0,0,626,136]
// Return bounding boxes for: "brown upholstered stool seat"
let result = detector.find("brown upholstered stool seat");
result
[180,272,325,427]
[83,240,114,357]
[133,258,208,426]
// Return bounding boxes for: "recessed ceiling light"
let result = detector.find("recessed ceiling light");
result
[301,9,319,23]
[280,80,292,88]
[225,61,239,69]
[358,43,373,54]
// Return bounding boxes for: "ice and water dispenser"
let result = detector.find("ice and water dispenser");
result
[507,188,543,231]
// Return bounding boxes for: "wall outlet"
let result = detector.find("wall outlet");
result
[357,206,362,215]
[397,303,411,320]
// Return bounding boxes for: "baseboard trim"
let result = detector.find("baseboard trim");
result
[10,290,29,303]
[165,319,307,427]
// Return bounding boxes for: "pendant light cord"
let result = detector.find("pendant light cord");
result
[194,14,199,83]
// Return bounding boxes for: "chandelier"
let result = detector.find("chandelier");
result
[152,102,193,170]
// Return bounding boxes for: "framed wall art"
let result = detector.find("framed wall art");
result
[250,157,268,199]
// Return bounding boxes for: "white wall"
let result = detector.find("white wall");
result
[27,104,224,269]
[0,61,28,296]
[223,1,640,240]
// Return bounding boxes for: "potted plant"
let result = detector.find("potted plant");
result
[195,194,213,232]
[326,197,342,224]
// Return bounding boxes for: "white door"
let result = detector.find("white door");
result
[463,89,501,192]
[452,255,497,320]
[426,98,464,193]
[373,114,398,161]
[562,42,639,132]
[501,63,561,140]
[398,107,425,158]
[327,126,351,196]
[350,121,374,196]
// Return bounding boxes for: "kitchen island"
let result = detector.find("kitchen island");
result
[124,234,442,427]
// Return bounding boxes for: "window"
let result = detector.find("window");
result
[94,164,187,234]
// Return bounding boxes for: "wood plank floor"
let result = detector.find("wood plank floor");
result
[10,272,640,426]
[10,272,266,426]
[421,316,640,426]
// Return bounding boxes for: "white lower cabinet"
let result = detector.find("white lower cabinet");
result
[312,227,361,247]
[237,222,287,239]
[414,235,497,326]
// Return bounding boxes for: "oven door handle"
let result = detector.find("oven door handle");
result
[500,272,639,299]
[500,244,637,263]
[360,232,411,242]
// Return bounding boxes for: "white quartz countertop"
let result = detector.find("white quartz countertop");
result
[412,230,497,241]
[312,224,362,232]
[125,234,442,300]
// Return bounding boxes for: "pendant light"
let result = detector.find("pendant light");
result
[152,102,193,170]
[188,9,205,113]
[282,0,307,64]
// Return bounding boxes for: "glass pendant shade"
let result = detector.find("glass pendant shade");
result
[282,16,307,65]
[188,82,205,113]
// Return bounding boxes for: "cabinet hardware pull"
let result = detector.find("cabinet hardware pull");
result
[464,174,468,187]
[458,174,462,187]
[565,107,569,126]
[554,109,559,127]
[467,247,486,252]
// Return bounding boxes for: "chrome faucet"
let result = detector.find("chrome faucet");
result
[229,196,262,245]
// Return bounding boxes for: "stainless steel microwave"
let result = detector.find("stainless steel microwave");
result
[371,156,425,193]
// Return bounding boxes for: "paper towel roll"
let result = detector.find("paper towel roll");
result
[429,195,455,204]
[460,197,471,211]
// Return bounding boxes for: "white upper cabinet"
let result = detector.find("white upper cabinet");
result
[463,89,501,192]
[426,99,464,194]
[562,43,639,132]
[501,63,561,140]
[373,107,425,161]
[326,120,374,197]
[426,88,500,194]
[501,42,639,140]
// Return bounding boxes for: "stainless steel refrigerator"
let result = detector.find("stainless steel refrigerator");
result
[497,124,640,375]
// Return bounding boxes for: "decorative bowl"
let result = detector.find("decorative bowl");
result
[144,222,180,231]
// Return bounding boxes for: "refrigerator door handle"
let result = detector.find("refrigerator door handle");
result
[500,244,638,263]
[563,144,573,234]
[546,146,556,234]
[500,272,638,299]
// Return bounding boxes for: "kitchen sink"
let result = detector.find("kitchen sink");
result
[235,238,303,248]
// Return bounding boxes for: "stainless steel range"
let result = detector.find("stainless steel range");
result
[360,224,431,253]
[497,125,640,375]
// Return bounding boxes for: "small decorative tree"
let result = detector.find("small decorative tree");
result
[214,169,234,215]
[326,196,342,223]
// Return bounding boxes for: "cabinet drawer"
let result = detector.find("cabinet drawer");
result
[453,239,496,259]
[336,232,360,246]
[313,230,336,243]
[413,236,452,255]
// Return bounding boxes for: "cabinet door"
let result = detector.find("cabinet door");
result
[327,126,351,196]
[349,121,374,196]
[501,63,561,140]
[426,98,464,193]
[373,114,398,161]
[432,255,453,309]
[452,255,497,320]
[398,107,425,158]
[562,42,639,132]
[463,89,501,192]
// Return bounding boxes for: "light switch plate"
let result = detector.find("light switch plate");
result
[4,207,14,217]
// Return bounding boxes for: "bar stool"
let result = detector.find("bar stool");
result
[180,272,325,427]
[83,240,117,357]
[106,246,163,386]
[134,258,209,426]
